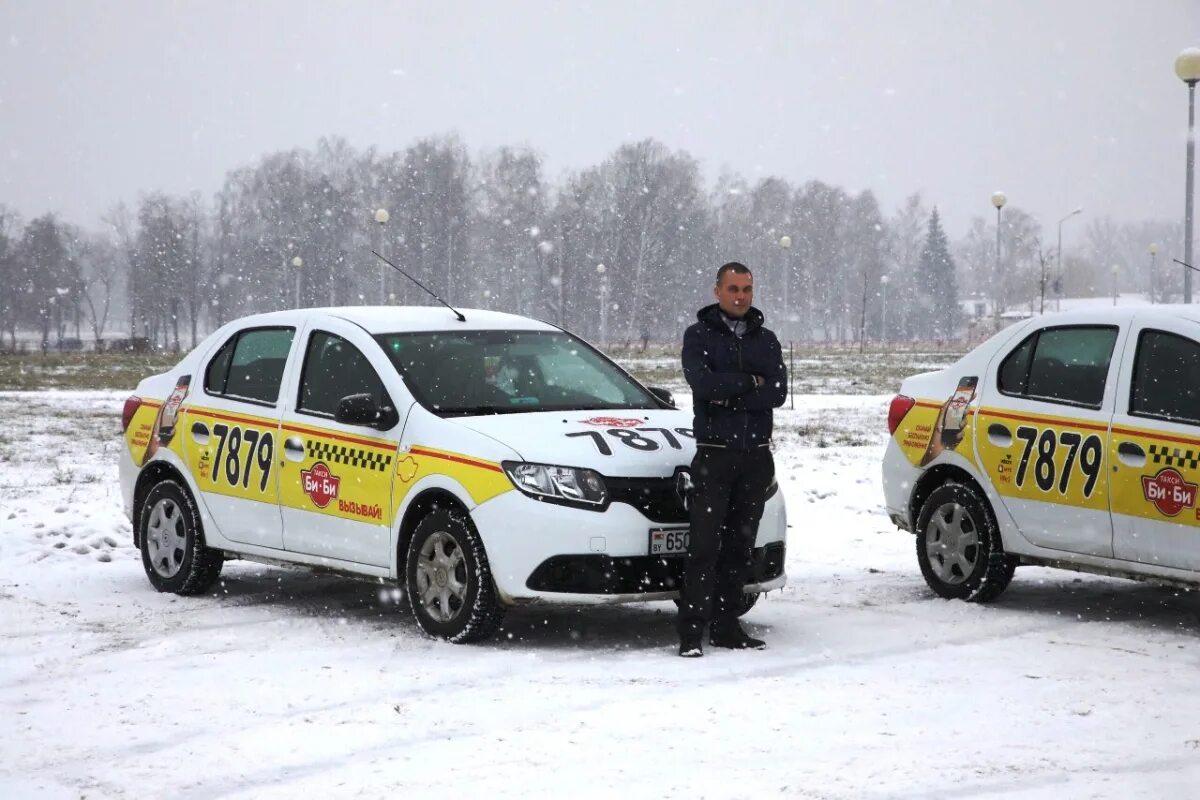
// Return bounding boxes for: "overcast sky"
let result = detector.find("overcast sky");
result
[2,1,1197,242]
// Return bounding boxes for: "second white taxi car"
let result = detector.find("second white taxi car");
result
[120,307,787,642]
[884,305,1200,600]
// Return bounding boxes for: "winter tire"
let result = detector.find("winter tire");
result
[915,482,1016,602]
[139,479,223,595]
[405,507,504,643]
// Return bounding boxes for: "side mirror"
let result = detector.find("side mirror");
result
[647,386,675,408]
[335,393,393,428]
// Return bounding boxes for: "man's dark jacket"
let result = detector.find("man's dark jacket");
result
[682,303,787,449]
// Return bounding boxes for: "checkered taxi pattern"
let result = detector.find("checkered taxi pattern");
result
[1149,444,1200,471]
[305,439,395,472]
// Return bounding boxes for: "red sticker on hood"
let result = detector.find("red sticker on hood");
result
[581,417,643,428]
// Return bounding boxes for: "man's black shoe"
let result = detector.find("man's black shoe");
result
[709,622,766,650]
[679,634,704,658]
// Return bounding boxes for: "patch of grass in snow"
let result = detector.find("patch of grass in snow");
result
[618,344,965,396]
[0,352,180,391]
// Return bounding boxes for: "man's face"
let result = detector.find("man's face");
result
[714,271,753,318]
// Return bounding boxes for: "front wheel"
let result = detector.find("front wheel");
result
[405,508,505,643]
[915,482,1016,602]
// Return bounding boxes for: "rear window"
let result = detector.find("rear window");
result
[204,327,295,406]
[998,325,1118,409]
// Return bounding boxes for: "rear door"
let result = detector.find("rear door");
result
[974,322,1123,557]
[278,319,404,567]
[181,325,297,550]
[1110,315,1200,570]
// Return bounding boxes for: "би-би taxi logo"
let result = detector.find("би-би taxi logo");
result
[301,462,341,508]
[581,417,642,428]
[1141,468,1198,517]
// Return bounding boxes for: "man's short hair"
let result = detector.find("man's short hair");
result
[716,261,753,286]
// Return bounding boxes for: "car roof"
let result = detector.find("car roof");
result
[1016,304,1200,327]
[227,306,559,335]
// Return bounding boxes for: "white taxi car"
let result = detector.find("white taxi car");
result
[121,307,787,642]
[884,306,1200,601]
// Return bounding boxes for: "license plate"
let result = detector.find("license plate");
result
[649,528,689,557]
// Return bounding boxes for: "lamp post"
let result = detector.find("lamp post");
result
[778,235,792,342]
[374,208,390,304]
[880,274,890,344]
[1055,208,1082,311]
[596,263,609,347]
[1111,263,1120,306]
[1148,243,1158,303]
[1177,48,1200,303]
[291,256,303,308]
[991,191,1007,331]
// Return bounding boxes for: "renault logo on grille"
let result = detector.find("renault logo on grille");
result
[675,469,694,511]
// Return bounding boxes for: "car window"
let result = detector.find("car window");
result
[998,325,1118,409]
[1131,329,1200,426]
[997,335,1034,395]
[204,336,235,395]
[298,331,390,418]
[375,329,656,416]
[206,327,295,405]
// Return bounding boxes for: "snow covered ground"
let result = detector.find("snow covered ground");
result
[4,390,1200,799]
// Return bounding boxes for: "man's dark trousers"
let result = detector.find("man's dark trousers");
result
[678,445,774,637]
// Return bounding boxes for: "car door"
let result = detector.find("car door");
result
[278,319,404,567]
[974,321,1124,557]
[180,324,297,550]
[1109,315,1200,570]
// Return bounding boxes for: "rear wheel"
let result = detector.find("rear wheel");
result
[405,508,504,643]
[139,479,223,595]
[915,482,1016,602]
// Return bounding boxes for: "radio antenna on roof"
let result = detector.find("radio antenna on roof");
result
[371,250,466,322]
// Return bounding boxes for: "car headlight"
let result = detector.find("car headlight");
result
[501,462,608,508]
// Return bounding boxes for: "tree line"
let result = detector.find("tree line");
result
[0,134,1188,352]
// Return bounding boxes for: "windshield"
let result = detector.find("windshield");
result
[375,329,658,417]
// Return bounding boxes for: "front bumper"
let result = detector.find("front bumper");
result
[526,542,785,594]
[471,484,788,604]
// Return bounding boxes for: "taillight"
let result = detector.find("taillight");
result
[887,394,916,435]
[121,395,143,433]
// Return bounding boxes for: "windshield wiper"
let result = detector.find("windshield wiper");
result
[439,405,523,417]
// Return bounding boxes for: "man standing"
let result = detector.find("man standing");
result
[678,262,787,657]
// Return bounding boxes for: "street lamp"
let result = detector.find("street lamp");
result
[1055,208,1083,311]
[1176,48,1200,303]
[1148,243,1159,303]
[596,263,609,347]
[374,208,390,304]
[779,235,792,342]
[291,256,303,308]
[1111,263,1121,306]
[991,191,1007,331]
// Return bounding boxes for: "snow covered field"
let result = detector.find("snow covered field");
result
[4,390,1200,799]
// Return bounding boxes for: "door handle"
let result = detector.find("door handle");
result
[283,436,306,463]
[987,423,1012,448]
[190,421,210,446]
[1117,441,1146,468]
